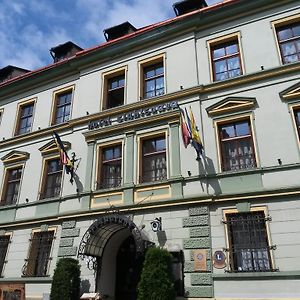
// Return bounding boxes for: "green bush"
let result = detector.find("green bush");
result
[137,247,175,300]
[50,257,81,300]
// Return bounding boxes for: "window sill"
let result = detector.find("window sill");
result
[1,276,52,283]
[212,270,300,280]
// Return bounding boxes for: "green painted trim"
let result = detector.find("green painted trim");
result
[123,187,134,205]
[236,202,251,212]
[124,132,135,185]
[169,122,181,178]
[84,141,95,191]
[171,182,183,199]
[35,202,59,218]
[0,277,52,283]
[212,271,300,280]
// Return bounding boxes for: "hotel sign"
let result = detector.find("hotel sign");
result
[88,101,179,130]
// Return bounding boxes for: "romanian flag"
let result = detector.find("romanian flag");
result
[180,109,191,148]
[53,132,74,183]
[189,107,204,159]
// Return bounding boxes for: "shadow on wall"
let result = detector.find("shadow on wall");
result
[198,155,222,195]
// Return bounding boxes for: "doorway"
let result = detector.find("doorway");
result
[115,236,144,300]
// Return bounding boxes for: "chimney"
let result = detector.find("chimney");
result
[50,41,83,63]
[0,65,30,83]
[103,21,137,42]
[173,0,208,16]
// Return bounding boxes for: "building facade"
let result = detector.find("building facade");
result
[0,0,300,299]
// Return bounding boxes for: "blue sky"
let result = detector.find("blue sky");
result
[0,0,222,70]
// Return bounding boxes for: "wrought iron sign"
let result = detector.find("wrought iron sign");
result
[88,101,179,130]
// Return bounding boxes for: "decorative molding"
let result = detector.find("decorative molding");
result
[280,81,300,101]
[206,97,257,116]
[38,139,71,155]
[1,150,30,165]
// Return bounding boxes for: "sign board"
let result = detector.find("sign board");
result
[213,250,226,269]
[193,249,207,271]
[88,101,179,130]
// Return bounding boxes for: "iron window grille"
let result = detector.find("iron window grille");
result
[211,39,242,82]
[224,211,275,272]
[22,231,54,277]
[97,145,122,189]
[140,136,167,183]
[40,159,62,199]
[218,119,256,171]
[1,167,23,206]
[143,62,164,99]
[106,75,125,109]
[16,103,34,135]
[276,22,300,64]
[53,90,72,124]
[0,236,10,276]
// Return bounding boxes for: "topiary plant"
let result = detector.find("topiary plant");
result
[137,247,176,300]
[50,257,81,300]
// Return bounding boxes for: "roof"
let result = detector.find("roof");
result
[0,0,244,89]
[0,65,30,79]
[103,21,137,41]
[173,0,208,16]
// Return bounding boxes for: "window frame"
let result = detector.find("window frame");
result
[50,85,74,126]
[272,14,300,65]
[138,54,166,100]
[0,108,3,125]
[137,131,168,184]
[22,228,56,277]
[39,156,63,200]
[95,140,124,190]
[214,114,259,173]
[223,207,275,273]
[101,66,127,111]
[13,98,36,136]
[0,164,24,206]
[208,32,244,83]
[289,103,300,147]
[0,233,12,277]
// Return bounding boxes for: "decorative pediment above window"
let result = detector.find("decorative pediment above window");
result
[1,150,30,165]
[206,97,257,117]
[39,139,71,155]
[280,82,300,101]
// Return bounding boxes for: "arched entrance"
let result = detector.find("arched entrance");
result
[78,214,147,299]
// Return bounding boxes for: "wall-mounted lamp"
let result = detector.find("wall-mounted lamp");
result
[277,158,282,165]
[25,198,29,203]
[150,217,162,232]
[188,170,191,176]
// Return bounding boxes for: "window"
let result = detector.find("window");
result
[218,118,256,171]
[276,21,300,64]
[105,75,125,109]
[225,211,273,272]
[0,166,23,206]
[139,55,165,99]
[52,88,73,125]
[15,101,35,135]
[40,158,62,199]
[0,109,3,125]
[0,235,10,276]
[22,231,54,277]
[140,135,167,183]
[210,39,242,81]
[97,144,122,189]
[293,108,300,140]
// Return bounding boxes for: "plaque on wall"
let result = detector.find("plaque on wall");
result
[213,250,226,269]
[193,249,207,271]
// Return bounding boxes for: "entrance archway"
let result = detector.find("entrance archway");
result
[78,214,147,299]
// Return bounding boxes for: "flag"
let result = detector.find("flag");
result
[189,107,204,159]
[180,109,191,148]
[53,132,74,184]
